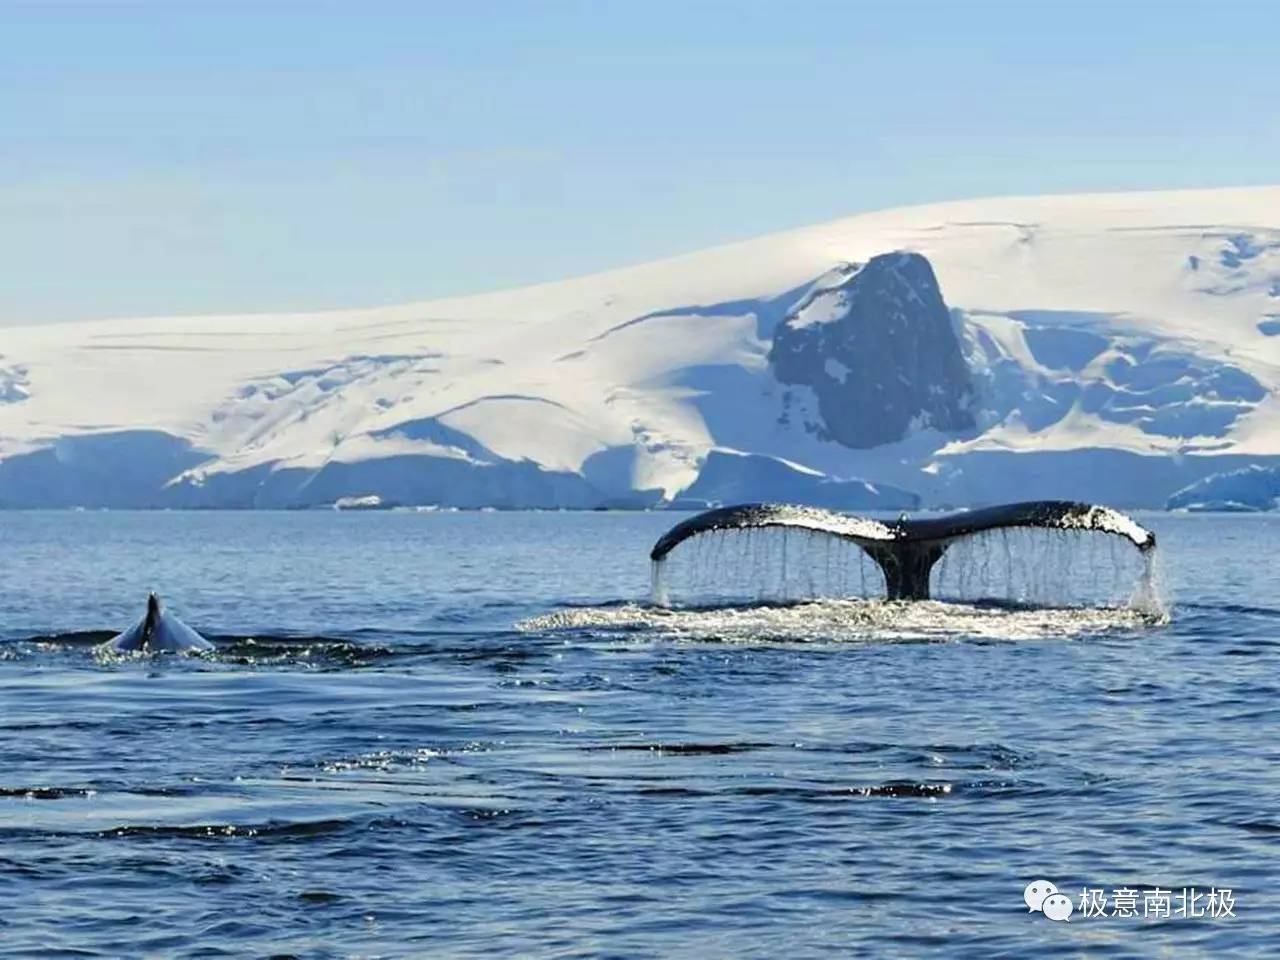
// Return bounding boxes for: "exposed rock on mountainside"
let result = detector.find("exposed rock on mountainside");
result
[769,252,974,448]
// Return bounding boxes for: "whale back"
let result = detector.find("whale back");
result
[101,593,214,654]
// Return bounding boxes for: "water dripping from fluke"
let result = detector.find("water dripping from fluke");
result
[647,501,1165,616]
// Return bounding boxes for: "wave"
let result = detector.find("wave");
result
[1179,601,1280,619]
[582,741,774,756]
[633,782,975,800]
[3,628,568,670]
[0,631,401,669]
[0,816,399,843]
[0,785,99,800]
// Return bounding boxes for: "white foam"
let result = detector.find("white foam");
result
[519,598,1165,644]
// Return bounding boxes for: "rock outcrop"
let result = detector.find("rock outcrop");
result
[769,252,974,448]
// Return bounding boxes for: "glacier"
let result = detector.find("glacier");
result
[1167,464,1280,512]
[4,185,1280,510]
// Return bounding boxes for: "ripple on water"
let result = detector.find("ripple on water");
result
[2,512,1275,957]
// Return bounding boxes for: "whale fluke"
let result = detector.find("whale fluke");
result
[650,501,1155,601]
[100,593,214,654]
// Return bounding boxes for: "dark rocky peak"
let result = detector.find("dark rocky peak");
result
[769,251,975,448]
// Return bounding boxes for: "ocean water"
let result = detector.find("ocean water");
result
[0,510,1277,957]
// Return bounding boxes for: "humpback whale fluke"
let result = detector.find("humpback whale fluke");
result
[650,501,1155,601]
[100,593,214,654]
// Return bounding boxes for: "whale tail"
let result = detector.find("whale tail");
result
[650,501,1156,601]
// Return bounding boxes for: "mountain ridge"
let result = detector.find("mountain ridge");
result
[4,185,1280,509]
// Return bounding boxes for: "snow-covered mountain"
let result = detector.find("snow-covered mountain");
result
[1167,465,1280,512]
[4,185,1280,510]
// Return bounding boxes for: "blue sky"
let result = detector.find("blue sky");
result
[2,0,1277,324]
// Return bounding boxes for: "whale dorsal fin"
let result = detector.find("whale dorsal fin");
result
[143,593,162,649]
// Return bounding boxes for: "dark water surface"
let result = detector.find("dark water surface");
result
[0,511,1277,957]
